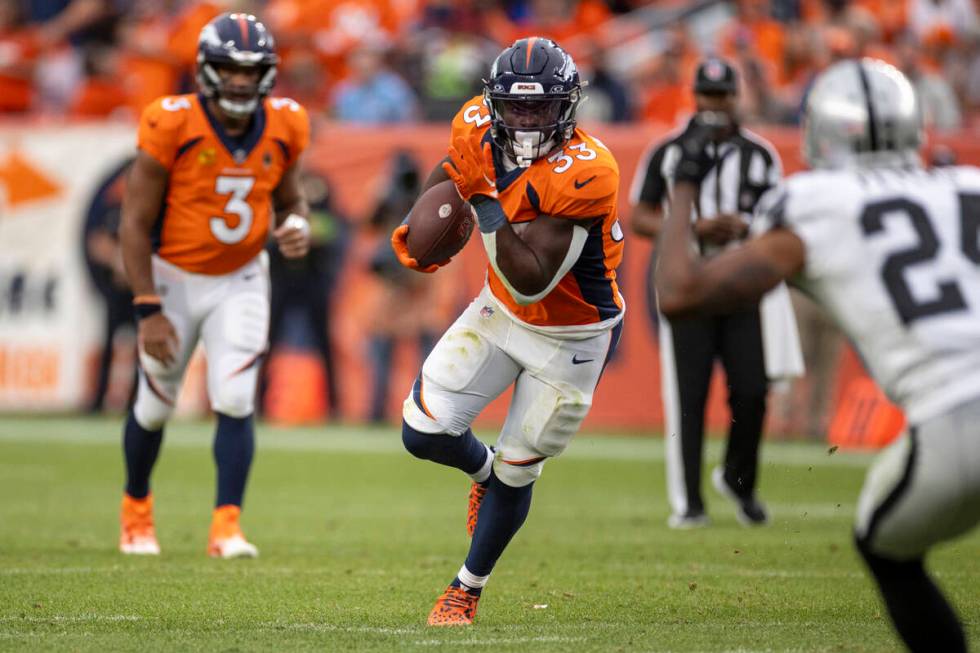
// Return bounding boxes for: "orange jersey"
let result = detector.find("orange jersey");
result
[138,93,310,275]
[450,96,624,328]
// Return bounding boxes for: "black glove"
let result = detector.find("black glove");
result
[673,111,731,185]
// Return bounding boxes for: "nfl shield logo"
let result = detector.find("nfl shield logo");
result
[480,305,494,319]
[705,60,725,81]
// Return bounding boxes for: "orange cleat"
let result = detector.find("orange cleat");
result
[119,493,160,555]
[427,585,480,626]
[207,505,258,559]
[466,481,488,537]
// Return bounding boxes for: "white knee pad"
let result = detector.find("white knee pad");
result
[402,395,447,434]
[413,327,498,436]
[493,456,544,487]
[133,374,174,431]
[518,380,591,458]
[210,371,257,418]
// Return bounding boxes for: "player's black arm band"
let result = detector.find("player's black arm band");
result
[133,296,163,320]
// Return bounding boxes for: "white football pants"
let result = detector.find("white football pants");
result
[133,253,270,430]
[403,287,621,487]
[855,396,980,559]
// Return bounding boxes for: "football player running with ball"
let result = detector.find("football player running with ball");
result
[118,13,310,558]
[391,37,624,626]
[656,59,980,652]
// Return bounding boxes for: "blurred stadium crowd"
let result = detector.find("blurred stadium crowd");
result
[4,0,980,130]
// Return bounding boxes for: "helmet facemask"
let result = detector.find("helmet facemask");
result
[485,89,580,168]
[482,37,583,167]
[195,14,279,120]
[198,59,277,119]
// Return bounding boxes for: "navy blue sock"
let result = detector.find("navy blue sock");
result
[464,472,533,576]
[123,411,163,499]
[402,421,488,474]
[449,578,482,596]
[213,413,255,508]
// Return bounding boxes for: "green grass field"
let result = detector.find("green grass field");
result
[0,416,976,652]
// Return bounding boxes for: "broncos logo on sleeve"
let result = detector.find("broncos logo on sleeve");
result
[138,93,310,275]
[451,95,624,330]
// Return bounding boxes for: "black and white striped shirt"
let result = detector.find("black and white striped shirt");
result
[629,118,782,255]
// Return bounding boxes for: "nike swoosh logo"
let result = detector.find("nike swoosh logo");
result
[571,355,595,365]
[574,175,597,190]
[243,273,257,281]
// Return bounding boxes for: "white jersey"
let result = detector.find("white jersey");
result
[754,165,980,424]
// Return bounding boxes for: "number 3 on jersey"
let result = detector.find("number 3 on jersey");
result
[210,175,255,244]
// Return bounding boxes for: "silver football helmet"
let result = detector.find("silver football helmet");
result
[803,58,922,170]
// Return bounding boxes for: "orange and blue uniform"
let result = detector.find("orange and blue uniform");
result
[450,95,624,329]
[138,93,310,275]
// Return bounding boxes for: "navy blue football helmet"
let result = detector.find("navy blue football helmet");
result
[196,13,278,118]
[484,37,583,167]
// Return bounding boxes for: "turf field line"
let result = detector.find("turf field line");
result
[0,566,108,576]
[0,563,864,581]
[412,635,587,646]
[264,623,419,635]
[0,614,141,623]
[0,417,877,467]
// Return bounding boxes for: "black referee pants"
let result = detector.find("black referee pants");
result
[661,306,768,515]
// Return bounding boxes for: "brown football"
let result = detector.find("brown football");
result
[406,179,475,268]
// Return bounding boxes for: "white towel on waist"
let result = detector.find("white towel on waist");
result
[761,282,805,382]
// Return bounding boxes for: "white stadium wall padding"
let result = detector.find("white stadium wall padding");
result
[0,124,134,410]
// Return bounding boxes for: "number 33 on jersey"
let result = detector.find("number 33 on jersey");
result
[455,95,624,327]
[138,93,310,275]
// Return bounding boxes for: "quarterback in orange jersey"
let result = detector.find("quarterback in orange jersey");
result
[117,13,311,559]
[392,37,624,625]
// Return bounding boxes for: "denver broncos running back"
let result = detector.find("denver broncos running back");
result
[656,59,980,652]
[118,13,310,559]
[391,37,624,625]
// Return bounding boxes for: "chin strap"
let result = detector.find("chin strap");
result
[511,132,557,168]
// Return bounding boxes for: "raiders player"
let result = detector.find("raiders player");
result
[656,58,980,653]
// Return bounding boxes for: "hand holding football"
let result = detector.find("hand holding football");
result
[405,179,475,268]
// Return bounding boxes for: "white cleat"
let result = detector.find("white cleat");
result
[120,493,160,555]
[119,535,161,555]
[208,534,259,559]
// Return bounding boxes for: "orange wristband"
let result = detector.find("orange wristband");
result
[133,294,162,305]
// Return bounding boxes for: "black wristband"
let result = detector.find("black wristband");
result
[134,302,162,320]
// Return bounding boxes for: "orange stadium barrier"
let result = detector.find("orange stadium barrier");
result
[827,348,906,449]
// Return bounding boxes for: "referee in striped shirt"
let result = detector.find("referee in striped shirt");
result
[630,57,781,529]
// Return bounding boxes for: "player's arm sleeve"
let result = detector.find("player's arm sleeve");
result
[136,100,182,170]
[751,181,823,280]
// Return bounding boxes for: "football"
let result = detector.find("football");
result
[406,179,475,268]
